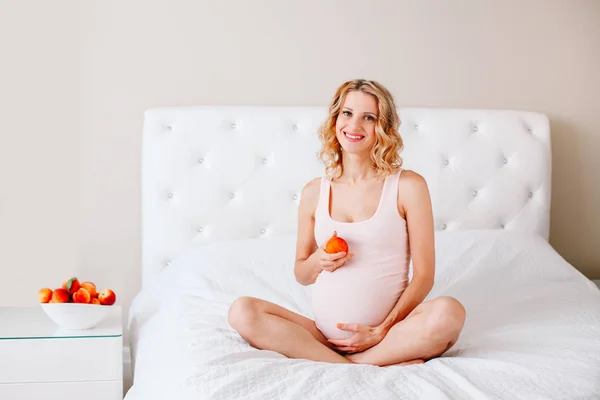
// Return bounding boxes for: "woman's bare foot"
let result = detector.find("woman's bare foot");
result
[343,297,465,367]
[344,354,424,366]
[228,297,352,364]
[395,359,425,366]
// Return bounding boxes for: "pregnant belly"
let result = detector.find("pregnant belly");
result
[312,267,406,340]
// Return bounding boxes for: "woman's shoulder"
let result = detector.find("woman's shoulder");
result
[398,168,426,184]
[301,177,322,200]
[397,169,430,197]
[298,177,323,212]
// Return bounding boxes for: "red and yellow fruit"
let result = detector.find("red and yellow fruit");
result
[39,278,116,306]
[72,288,91,304]
[80,282,97,298]
[38,288,53,303]
[98,289,116,306]
[62,277,81,295]
[51,288,70,303]
[325,235,349,254]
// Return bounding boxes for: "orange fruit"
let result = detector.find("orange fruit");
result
[325,236,349,254]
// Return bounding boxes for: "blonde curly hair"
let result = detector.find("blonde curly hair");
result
[317,79,404,179]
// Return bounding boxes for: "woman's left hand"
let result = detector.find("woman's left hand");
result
[327,323,386,354]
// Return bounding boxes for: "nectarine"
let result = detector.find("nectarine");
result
[80,282,97,298]
[325,236,348,254]
[90,298,100,305]
[62,277,81,295]
[38,288,53,303]
[98,289,116,306]
[51,288,70,303]
[72,288,91,304]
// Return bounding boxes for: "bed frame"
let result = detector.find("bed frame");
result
[141,106,551,288]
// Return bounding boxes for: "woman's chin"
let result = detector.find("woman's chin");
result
[341,146,371,157]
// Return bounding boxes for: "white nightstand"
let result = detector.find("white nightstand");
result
[0,306,123,399]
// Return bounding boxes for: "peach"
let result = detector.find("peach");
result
[80,282,97,298]
[62,277,81,295]
[325,236,348,254]
[38,288,53,303]
[72,288,91,304]
[51,288,70,303]
[98,289,116,306]
[90,297,100,305]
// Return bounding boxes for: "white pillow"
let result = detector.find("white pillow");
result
[168,233,314,317]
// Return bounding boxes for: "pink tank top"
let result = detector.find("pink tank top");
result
[312,169,410,340]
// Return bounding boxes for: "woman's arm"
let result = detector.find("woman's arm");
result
[294,178,322,285]
[377,171,435,333]
[294,178,353,286]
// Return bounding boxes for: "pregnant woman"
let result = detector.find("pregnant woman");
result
[228,79,466,366]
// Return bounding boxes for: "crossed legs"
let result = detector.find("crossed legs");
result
[228,296,466,366]
[227,296,351,363]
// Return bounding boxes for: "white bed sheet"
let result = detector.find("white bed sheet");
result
[124,230,600,400]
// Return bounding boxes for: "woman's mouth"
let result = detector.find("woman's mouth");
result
[343,131,365,142]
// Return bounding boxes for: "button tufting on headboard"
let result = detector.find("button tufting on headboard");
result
[141,106,551,287]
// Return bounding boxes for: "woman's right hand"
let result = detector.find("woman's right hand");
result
[310,235,354,273]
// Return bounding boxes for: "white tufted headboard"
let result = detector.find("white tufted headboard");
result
[141,106,551,287]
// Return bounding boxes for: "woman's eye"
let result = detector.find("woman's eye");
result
[365,115,375,121]
[342,111,351,117]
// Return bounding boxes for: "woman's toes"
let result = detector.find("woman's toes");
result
[396,359,425,366]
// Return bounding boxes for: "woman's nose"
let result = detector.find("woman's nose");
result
[349,116,362,129]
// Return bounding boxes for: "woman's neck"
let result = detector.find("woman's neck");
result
[339,152,378,184]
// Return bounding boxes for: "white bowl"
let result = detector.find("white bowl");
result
[41,303,110,330]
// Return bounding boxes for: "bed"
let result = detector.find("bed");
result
[125,106,600,399]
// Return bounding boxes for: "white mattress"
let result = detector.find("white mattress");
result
[124,230,600,400]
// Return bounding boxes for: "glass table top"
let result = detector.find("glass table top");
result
[0,306,122,340]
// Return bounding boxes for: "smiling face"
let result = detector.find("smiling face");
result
[317,79,403,178]
[335,90,379,156]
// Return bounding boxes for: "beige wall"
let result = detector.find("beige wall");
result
[1,1,599,331]
[0,2,81,306]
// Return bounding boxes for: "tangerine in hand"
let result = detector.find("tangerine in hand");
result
[325,236,349,254]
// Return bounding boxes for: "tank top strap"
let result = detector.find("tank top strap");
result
[317,176,331,218]
[380,168,403,214]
